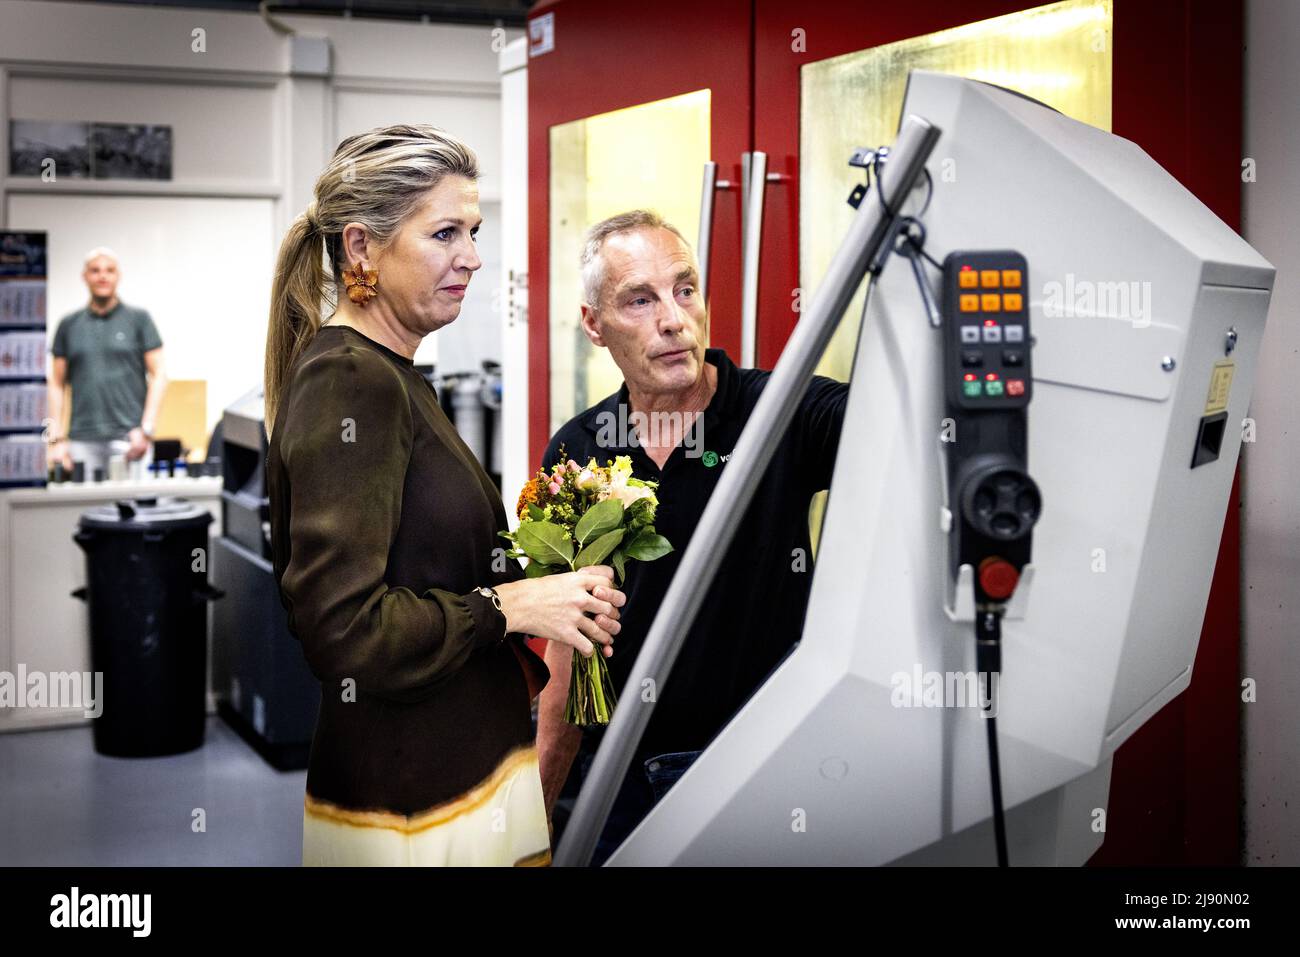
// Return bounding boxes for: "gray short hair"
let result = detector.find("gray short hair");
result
[579,210,693,312]
[83,247,119,268]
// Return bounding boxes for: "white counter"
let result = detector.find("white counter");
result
[0,476,224,733]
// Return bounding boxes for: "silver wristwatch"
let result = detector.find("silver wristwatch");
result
[474,586,503,613]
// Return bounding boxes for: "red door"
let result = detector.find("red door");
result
[526,0,752,465]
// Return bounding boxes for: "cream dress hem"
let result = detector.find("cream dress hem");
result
[302,744,551,867]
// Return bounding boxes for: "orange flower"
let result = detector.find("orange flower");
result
[516,475,545,519]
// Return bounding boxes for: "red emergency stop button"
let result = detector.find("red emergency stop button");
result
[978,557,1020,600]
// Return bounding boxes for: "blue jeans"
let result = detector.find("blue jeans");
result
[552,748,703,865]
[642,750,702,803]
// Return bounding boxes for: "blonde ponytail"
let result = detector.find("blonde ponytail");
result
[264,210,327,432]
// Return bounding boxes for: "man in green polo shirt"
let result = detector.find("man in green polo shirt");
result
[47,248,167,477]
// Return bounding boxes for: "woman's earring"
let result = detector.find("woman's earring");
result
[343,261,379,305]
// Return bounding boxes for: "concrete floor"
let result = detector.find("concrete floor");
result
[0,717,306,866]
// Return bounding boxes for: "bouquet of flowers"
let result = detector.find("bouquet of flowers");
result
[500,448,673,725]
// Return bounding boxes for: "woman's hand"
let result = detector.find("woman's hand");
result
[495,566,625,658]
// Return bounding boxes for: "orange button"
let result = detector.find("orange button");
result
[980,270,1000,288]
[960,294,979,312]
[958,269,979,288]
[1002,293,1023,311]
[1001,269,1022,287]
[981,293,1001,312]
[1007,378,1025,396]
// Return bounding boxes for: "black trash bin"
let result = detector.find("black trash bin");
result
[73,496,224,757]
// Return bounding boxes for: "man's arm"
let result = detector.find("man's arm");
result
[532,426,597,826]
[534,429,585,819]
[45,356,70,467]
[801,375,851,492]
[140,346,167,435]
[124,347,166,462]
[537,616,584,818]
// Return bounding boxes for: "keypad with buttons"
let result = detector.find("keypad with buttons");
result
[943,251,1031,409]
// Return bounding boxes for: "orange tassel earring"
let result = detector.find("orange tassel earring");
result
[342,262,379,305]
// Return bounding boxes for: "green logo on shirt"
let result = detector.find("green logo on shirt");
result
[702,451,719,467]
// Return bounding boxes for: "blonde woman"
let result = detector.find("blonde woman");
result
[264,125,623,866]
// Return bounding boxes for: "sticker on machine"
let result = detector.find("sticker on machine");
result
[1204,359,1235,415]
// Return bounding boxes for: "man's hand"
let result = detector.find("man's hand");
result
[126,427,150,462]
[45,438,70,471]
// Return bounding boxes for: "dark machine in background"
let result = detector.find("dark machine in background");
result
[418,360,503,490]
[212,387,317,770]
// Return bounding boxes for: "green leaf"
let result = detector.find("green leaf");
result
[527,503,545,521]
[625,532,673,561]
[611,550,626,584]
[515,521,574,567]
[574,498,624,548]
[574,528,625,569]
[524,560,556,578]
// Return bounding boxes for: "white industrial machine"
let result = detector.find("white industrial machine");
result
[558,71,1275,866]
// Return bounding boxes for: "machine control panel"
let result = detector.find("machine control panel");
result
[943,251,1031,409]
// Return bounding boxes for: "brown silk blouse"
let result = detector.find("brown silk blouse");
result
[266,323,549,817]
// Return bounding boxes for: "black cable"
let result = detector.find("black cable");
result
[871,152,935,217]
[874,154,944,272]
[977,609,1009,867]
[897,218,944,271]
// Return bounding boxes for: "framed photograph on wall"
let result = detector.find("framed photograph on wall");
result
[8,121,173,180]
[89,123,173,180]
[7,121,90,178]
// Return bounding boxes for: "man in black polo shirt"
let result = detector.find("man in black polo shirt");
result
[539,210,849,864]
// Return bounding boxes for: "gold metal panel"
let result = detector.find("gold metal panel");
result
[549,90,711,433]
[800,0,1113,384]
